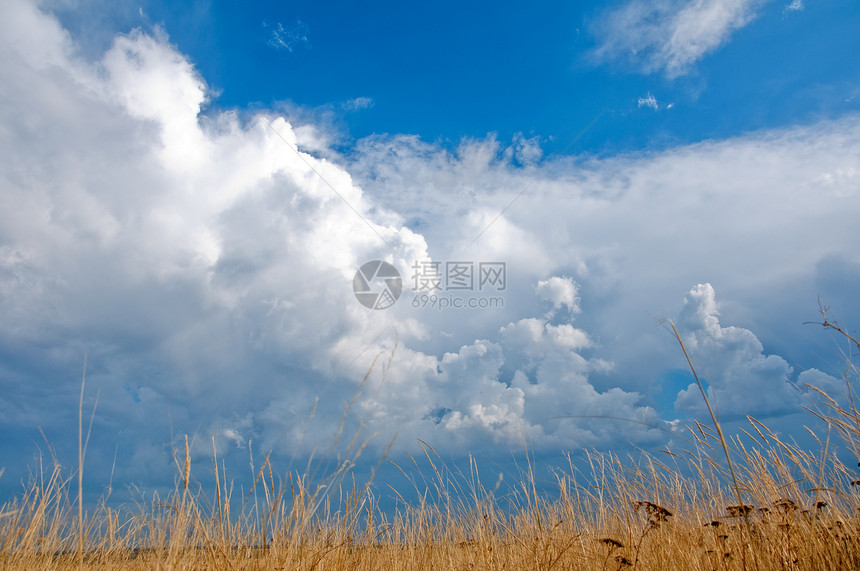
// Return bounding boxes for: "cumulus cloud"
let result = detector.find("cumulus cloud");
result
[673,284,843,420]
[673,284,799,417]
[592,0,763,77]
[0,0,657,480]
[348,114,860,413]
[1,0,859,494]
[508,133,543,166]
[535,277,581,314]
[0,0,426,479]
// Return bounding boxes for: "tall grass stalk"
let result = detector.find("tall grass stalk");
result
[76,354,86,569]
[669,321,746,510]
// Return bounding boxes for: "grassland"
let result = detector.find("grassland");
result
[1,316,859,570]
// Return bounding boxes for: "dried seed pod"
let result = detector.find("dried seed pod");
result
[726,504,754,517]
[632,500,673,522]
[599,537,624,548]
[773,498,798,513]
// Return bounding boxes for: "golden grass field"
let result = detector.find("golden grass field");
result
[1,315,859,570]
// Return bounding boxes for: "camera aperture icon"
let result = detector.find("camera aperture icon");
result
[353,260,402,310]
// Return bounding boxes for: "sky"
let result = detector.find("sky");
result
[1,0,859,506]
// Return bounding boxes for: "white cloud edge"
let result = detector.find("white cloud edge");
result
[591,0,764,77]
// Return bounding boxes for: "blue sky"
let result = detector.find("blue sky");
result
[53,0,860,153]
[1,0,860,505]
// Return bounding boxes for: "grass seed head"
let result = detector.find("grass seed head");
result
[726,504,754,518]
[773,498,798,513]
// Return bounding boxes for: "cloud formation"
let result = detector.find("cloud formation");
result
[535,277,581,314]
[638,92,659,110]
[592,0,762,76]
[0,0,858,494]
[784,0,804,13]
[263,19,310,52]
[674,284,800,418]
[344,97,374,111]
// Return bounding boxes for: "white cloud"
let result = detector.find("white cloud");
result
[592,0,762,77]
[508,133,543,166]
[0,0,75,70]
[638,92,659,110]
[1,0,859,493]
[343,96,374,111]
[784,0,804,13]
[812,167,858,197]
[674,284,796,416]
[263,20,310,52]
[2,0,650,470]
[535,277,581,314]
[673,284,841,419]
[102,29,211,172]
[348,113,860,408]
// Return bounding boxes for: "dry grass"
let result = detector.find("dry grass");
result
[1,312,860,570]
